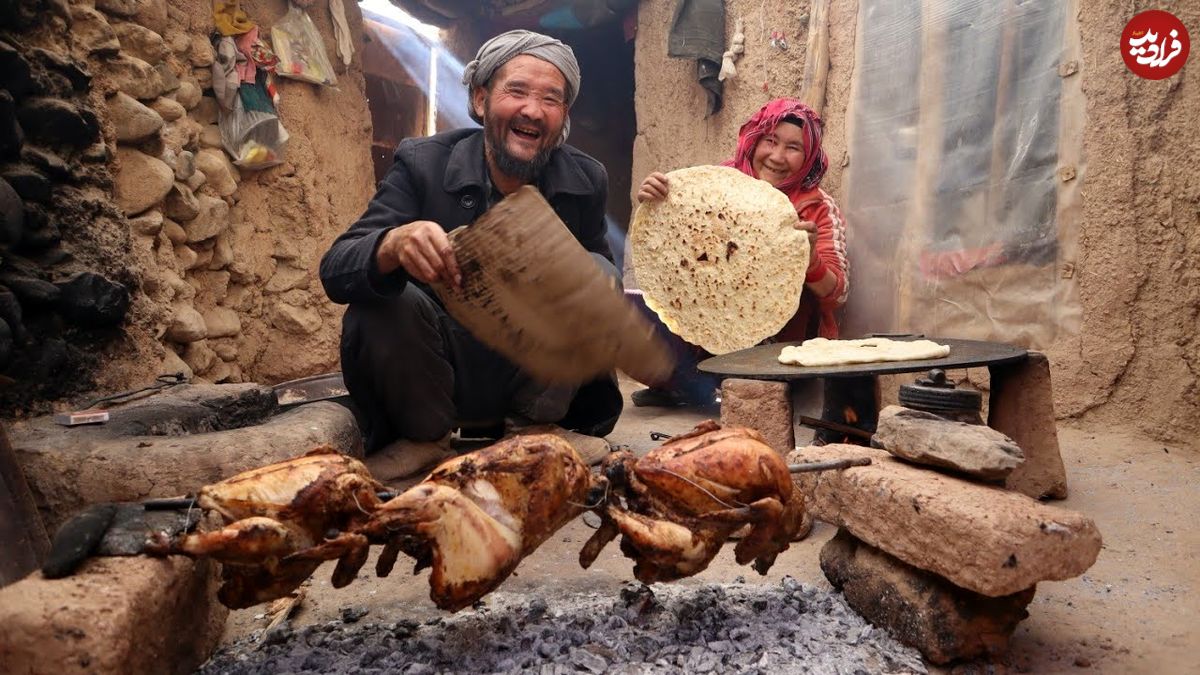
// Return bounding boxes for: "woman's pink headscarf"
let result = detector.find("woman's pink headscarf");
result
[723,98,828,198]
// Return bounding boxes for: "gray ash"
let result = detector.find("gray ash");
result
[199,577,925,674]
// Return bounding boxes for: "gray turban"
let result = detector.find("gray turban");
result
[462,29,581,144]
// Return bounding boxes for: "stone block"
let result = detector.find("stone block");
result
[821,529,1034,665]
[12,386,361,532]
[873,405,1023,481]
[719,378,793,455]
[989,352,1068,499]
[113,147,172,216]
[789,444,1101,597]
[0,556,226,675]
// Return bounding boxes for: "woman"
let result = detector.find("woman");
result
[631,98,849,407]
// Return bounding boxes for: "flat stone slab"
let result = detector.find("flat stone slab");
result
[0,556,226,675]
[821,528,1034,665]
[790,444,1102,597]
[12,385,361,532]
[873,405,1024,480]
[720,378,794,455]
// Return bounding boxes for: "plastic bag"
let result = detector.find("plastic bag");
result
[219,95,289,169]
[271,4,337,86]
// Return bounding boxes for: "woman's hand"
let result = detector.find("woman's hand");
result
[794,219,819,268]
[637,172,670,203]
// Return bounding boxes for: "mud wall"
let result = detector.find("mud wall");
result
[0,0,373,417]
[631,0,1198,445]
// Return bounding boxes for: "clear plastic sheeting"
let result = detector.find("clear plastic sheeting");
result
[843,0,1081,348]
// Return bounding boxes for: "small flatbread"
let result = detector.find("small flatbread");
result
[778,337,951,367]
[629,166,809,355]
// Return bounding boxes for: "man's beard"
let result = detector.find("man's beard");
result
[484,107,556,184]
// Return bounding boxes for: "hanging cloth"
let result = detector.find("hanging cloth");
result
[668,0,726,116]
[329,0,353,66]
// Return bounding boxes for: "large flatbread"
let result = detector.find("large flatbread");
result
[629,166,809,354]
[430,186,673,385]
[778,337,951,367]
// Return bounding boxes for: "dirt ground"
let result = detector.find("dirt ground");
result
[219,378,1200,673]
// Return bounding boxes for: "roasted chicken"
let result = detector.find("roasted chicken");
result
[580,420,806,583]
[145,446,383,609]
[357,433,601,612]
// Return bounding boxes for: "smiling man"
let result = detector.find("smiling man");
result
[319,30,619,475]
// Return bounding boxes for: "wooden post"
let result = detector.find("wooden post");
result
[799,0,831,116]
[0,422,49,586]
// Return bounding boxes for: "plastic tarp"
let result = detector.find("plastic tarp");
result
[843,0,1082,349]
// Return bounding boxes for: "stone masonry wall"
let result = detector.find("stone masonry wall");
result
[0,0,374,417]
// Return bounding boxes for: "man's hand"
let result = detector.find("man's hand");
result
[377,220,461,287]
[637,172,670,203]
[794,220,819,269]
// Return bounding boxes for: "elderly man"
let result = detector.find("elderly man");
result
[319,30,620,472]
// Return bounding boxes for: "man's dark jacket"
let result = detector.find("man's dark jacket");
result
[319,128,622,436]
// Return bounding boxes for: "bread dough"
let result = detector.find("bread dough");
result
[778,337,951,367]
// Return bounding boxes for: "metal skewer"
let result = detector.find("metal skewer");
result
[787,457,872,473]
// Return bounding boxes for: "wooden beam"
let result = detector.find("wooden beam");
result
[799,0,831,116]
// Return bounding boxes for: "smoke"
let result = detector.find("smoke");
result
[359,0,477,131]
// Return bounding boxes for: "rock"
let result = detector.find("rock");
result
[821,529,1035,665]
[149,96,185,122]
[265,265,310,293]
[192,66,212,90]
[154,61,179,94]
[272,302,322,334]
[186,168,206,191]
[95,0,138,17]
[70,5,120,56]
[160,117,200,155]
[192,96,219,126]
[0,90,22,158]
[161,216,186,244]
[183,194,230,242]
[132,0,168,33]
[165,30,190,57]
[113,21,169,65]
[19,205,59,250]
[20,146,71,180]
[0,288,27,342]
[104,54,163,100]
[1,164,50,202]
[161,346,193,380]
[113,147,172,216]
[272,238,300,261]
[720,378,794,455]
[173,243,198,270]
[189,34,214,67]
[128,210,163,236]
[199,124,222,149]
[16,97,99,147]
[202,306,240,338]
[873,405,1024,481]
[0,557,226,675]
[194,148,238,197]
[163,181,200,221]
[165,303,206,343]
[204,357,233,382]
[107,91,163,143]
[81,142,109,163]
[209,231,233,269]
[0,39,34,99]
[183,339,217,374]
[0,176,24,244]
[0,317,11,369]
[191,270,230,304]
[28,47,93,93]
[173,80,201,110]
[989,352,1069,500]
[0,274,60,306]
[56,272,130,327]
[173,149,195,180]
[210,339,237,361]
[191,244,214,269]
[789,444,1102,597]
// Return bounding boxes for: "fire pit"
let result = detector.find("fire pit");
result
[199,578,926,674]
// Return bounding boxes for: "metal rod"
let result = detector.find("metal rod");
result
[142,496,195,511]
[787,457,872,473]
[797,415,874,441]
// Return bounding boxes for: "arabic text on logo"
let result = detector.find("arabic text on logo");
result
[1122,10,1189,80]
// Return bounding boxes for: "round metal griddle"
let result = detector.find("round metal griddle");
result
[698,336,1027,380]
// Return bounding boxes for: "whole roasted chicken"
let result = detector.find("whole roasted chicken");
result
[580,420,806,583]
[358,433,601,612]
[146,446,383,609]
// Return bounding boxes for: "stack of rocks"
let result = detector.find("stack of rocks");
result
[791,404,1102,664]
